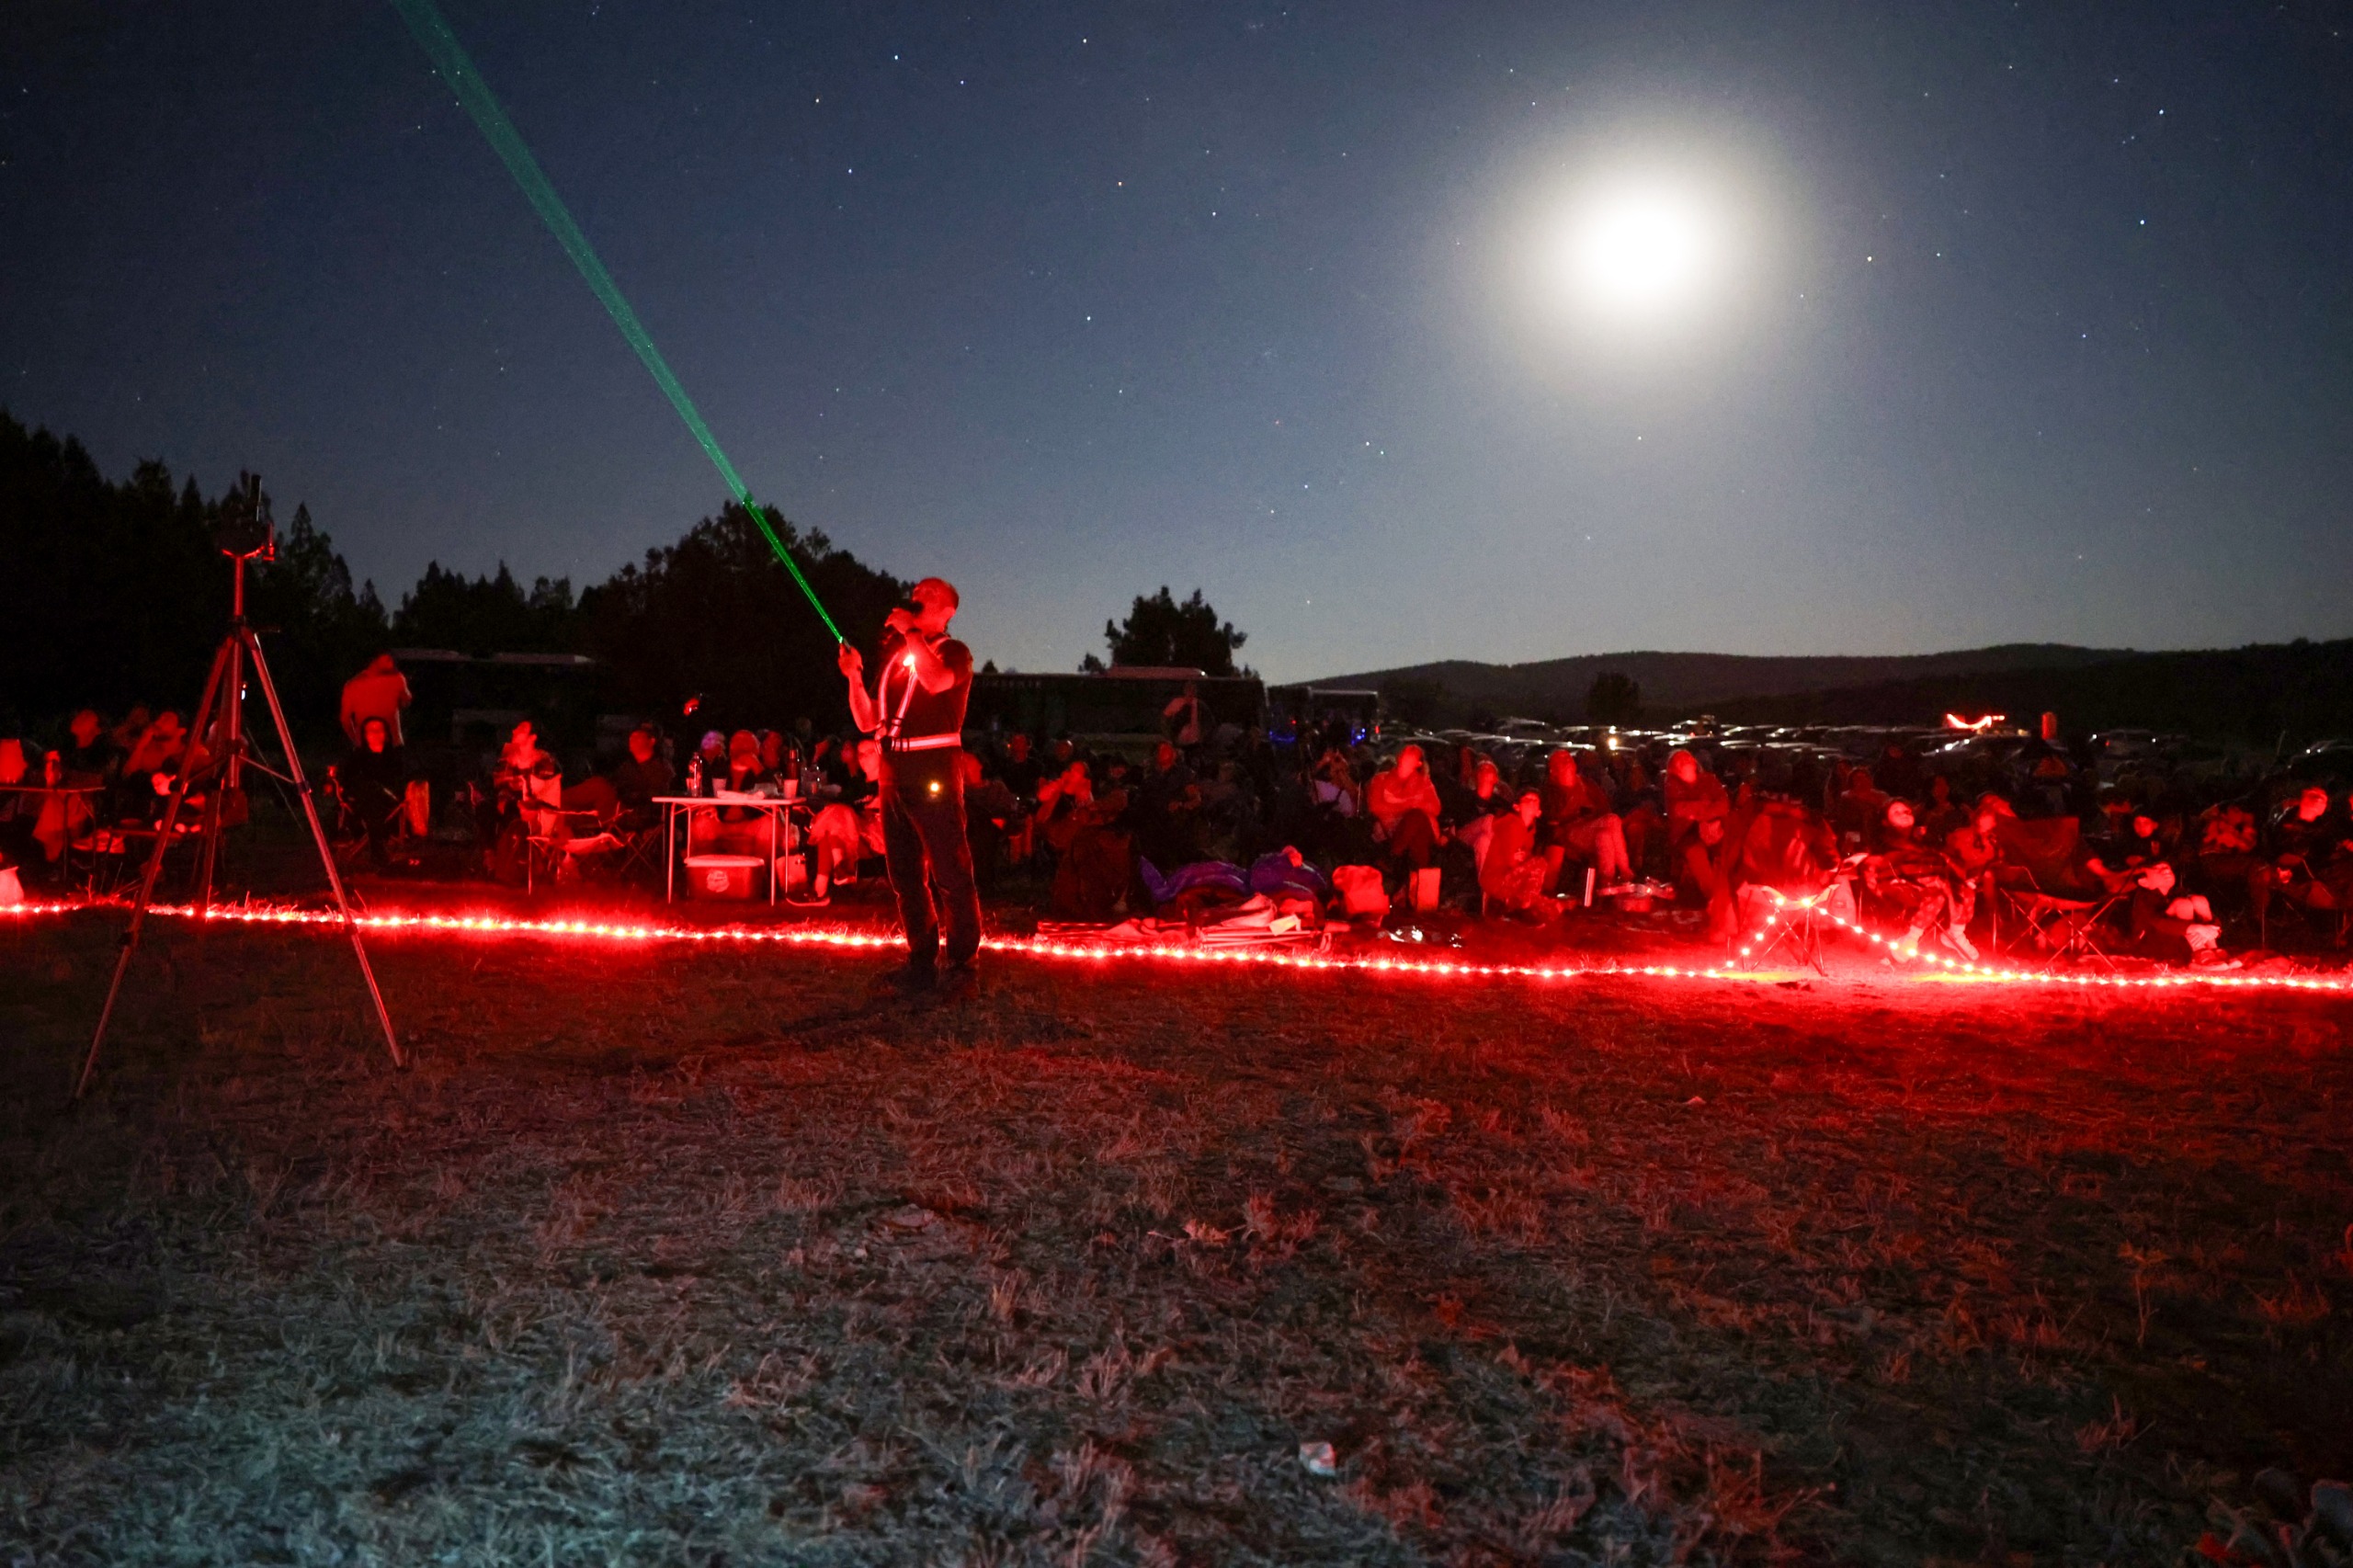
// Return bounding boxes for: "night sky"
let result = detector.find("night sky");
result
[4,2,2348,680]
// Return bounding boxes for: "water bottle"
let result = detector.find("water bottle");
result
[686,755,703,797]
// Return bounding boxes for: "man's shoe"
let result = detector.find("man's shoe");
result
[933,963,981,1004]
[870,963,937,997]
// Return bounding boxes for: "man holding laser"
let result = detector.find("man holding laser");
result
[837,577,983,998]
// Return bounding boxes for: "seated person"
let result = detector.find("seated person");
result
[987,733,1045,865]
[1942,802,2006,929]
[494,721,551,790]
[481,722,560,879]
[1662,747,1729,861]
[684,731,789,865]
[1366,744,1445,877]
[0,739,31,867]
[1035,757,1134,920]
[1194,758,1261,866]
[608,723,674,827]
[1611,751,1664,870]
[2123,862,2223,964]
[1830,766,1889,849]
[2191,799,2261,901]
[63,710,118,788]
[1671,814,1741,943]
[2086,811,2174,892]
[1731,796,1840,895]
[757,730,801,791]
[1860,798,1975,958]
[961,751,1021,883]
[685,730,730,793]
[339,717,409,869]
[1132,741,1203,871]
[2250,785,2353,928]
[1919,774,1969,841]
[1452,757,1510,874]
[801,738,884,901]
[1537,749,1633,892]
[1479,789,1555,919]
[115,713,188,823]
[106,705,153,759]
[1310,746,1358,816]
[1665,744,1741,927]
[995,733,1043,801]
[28,750,97,871]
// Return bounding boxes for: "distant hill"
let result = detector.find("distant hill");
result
[1314,645,2131,720]
[1705,640,2353,748]
[1314,640,2353,748]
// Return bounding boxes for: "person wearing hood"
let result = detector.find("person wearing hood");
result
[63,710,117,787]
[340,653,414,748]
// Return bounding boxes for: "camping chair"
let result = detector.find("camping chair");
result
[608,817,670,887]
[77,818,201,900]
[1729,802,1847,972]
[1986,814,2124,971]
[2259,881,2353,951]
[1991,881,2121,971]
[1738,886,1836,973]
[525,809,626,892]
[327,785,416,874]
[72,826,137,898]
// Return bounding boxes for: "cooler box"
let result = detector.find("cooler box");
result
[685,854,765,900]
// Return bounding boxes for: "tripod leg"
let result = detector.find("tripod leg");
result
[76,639,236,1101]
[192,637,241,917]
[242,630,404,1070]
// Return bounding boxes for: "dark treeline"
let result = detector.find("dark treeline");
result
[0,412,906,744]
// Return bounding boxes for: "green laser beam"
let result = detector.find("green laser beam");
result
[386,0,845,643]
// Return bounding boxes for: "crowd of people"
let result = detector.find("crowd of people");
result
[921,718,2353,967]
[0,707,206,882]
[8,655,2351,970]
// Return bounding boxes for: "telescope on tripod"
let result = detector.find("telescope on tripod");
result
[76,475,404,1100]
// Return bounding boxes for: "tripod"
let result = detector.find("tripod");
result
[77,500,403,1099]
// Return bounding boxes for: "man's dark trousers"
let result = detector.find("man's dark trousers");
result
[880,754,982,971]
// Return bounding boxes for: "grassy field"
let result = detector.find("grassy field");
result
[1,911,2348,1565]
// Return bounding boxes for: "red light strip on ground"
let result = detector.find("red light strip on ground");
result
[5,898,2348,998]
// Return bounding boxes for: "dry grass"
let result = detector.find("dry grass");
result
[0,912,2347,1564]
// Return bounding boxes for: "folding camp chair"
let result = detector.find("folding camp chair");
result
[1739,890,1836,973]
[75,822,192,900]
[609,821,670,886]
[1986,814,2126,971]
[1991,880,2124,972]
[2259,886,2353,951]
[525,809,625,892]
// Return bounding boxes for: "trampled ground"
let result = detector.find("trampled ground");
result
[2,912,2349,1565]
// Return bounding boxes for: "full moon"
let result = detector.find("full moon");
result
[1493,131,1785,366]
[1559,180,1721,320]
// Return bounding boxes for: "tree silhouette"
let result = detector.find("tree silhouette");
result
[1086,586,1247,676]
[578,499,906,733]
[1585,671,1642,726]
[392,562,577,655]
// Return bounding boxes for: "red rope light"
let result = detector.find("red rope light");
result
[4,898,2347,998]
